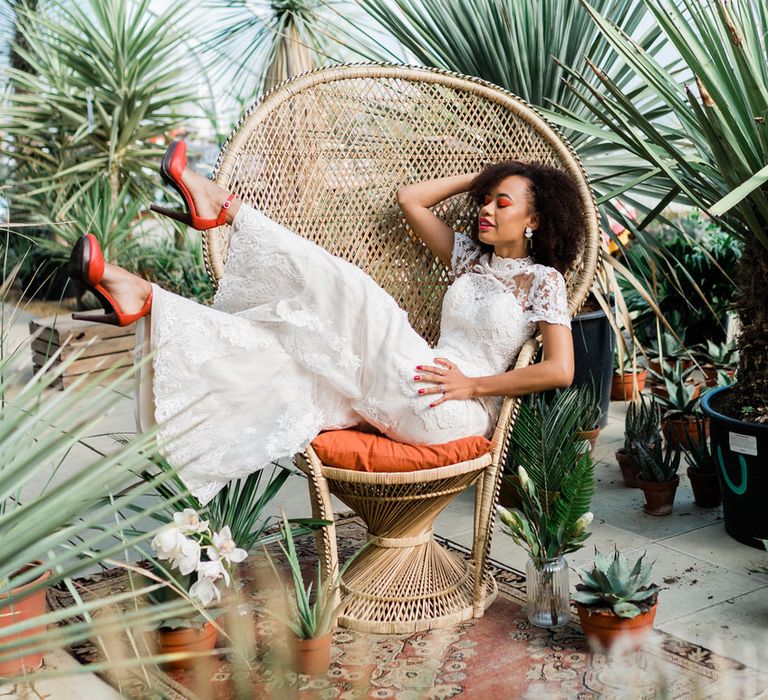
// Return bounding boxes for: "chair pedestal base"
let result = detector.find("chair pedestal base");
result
[339,532,497,634]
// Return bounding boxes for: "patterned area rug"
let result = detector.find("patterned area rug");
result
[47,515,768,699]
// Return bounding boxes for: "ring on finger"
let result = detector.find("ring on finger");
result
[439,384,446,393]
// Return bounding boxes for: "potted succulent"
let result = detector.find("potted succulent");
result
[649,360,710,450]
[263,512,353,677]
[573,548,660,652]
[497,389,595,629]
[634,439,682,516]
[147,508,248,670]
[646,329,687,376]
[681,420,721,508]
[617,395,662,488]
[695,339,738,387]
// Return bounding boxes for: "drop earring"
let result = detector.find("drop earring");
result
[524,226,534,249]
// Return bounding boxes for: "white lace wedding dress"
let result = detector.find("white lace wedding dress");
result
[135,205,571,504]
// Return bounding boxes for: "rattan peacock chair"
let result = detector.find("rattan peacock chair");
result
[204,63,599,634]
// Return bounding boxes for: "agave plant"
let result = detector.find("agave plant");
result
[550,0,768,417]
[573,547,660,618]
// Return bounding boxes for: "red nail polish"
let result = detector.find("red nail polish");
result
[416,365,423,370]
[414,375,421,380]
[418,388,425,394]
[429,402,436,408]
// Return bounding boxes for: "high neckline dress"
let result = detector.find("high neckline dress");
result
[135,206,570,505]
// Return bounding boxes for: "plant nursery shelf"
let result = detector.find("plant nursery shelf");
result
[29,315,136,389]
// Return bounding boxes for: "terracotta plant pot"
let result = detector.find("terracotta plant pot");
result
[637,475,680,516]
[574,428,600,457]
[157,621,218,670]
[576,602,657,652]
[615,448,640,488]
[292,631,332,676]
[702,366,735,387]
[687,467,721,508]
[0,563,52,677]
[661,415,709,450]
[610,370,646,401]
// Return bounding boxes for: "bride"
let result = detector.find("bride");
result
[68,141,584,504]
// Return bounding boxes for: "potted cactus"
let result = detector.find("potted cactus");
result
[635,439,682,516]
[681,421,721,508]
[617,395,661,488]
[574,548,660,651]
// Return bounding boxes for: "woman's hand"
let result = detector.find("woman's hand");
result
[413,358,476,408]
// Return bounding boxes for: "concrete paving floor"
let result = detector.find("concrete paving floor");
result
[3,302,768,695]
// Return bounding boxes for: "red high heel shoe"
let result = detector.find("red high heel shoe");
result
[68,234,153,327]
[149,140,235,230]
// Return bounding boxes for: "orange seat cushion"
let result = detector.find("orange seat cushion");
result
[310,429,492,472]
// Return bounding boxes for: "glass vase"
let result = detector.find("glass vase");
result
[525,556,570,628]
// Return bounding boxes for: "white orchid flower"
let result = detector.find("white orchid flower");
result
[189,576,220,607]
[173,508,209,535]
[208,526,248,566]
[197,558,230,586]
[151,524,186,562]
[172,537,201,576]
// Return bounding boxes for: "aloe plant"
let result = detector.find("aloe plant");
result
[634,437,681,484]
[681,419,716,476]
[648,360,706,418]
[624,394,662,458]
[573,547,660,618]
[263,512,358,639]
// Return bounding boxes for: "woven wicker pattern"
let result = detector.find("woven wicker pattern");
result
[207,63,599,634]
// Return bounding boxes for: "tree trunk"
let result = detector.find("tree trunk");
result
[733,239,768,419]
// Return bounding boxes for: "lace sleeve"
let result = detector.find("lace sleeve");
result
[529,268,571,328]
[451,231,482,278]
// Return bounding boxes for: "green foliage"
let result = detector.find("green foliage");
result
[620,212,741,348]
[134,232,215,305]
[263,512,358,639]
[681,420,716,475]
[36,177,143,269]
[550,0,768,408]
[634,436,681,483]
[695,338,739,371]
[624,394,661,455]
[0,266,196,674]
[647,360,706,417]
[2,0,194,221]
[498,389,596,560]
[128,450,326,554]
[573,547,659,618]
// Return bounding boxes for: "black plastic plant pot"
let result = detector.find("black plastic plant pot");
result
[701,385,768,549]
[571,306,613,428]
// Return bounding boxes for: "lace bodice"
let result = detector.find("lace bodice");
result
[435,232,571,376]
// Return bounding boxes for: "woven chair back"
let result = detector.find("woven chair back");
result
[205,64,599,346]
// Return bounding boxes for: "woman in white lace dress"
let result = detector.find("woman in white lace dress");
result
[68,143,584,504]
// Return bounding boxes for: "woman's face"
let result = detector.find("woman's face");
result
[477,175,539,256]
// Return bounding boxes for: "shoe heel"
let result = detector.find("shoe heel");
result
[72,310,120,325]
[150,203,192,225]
